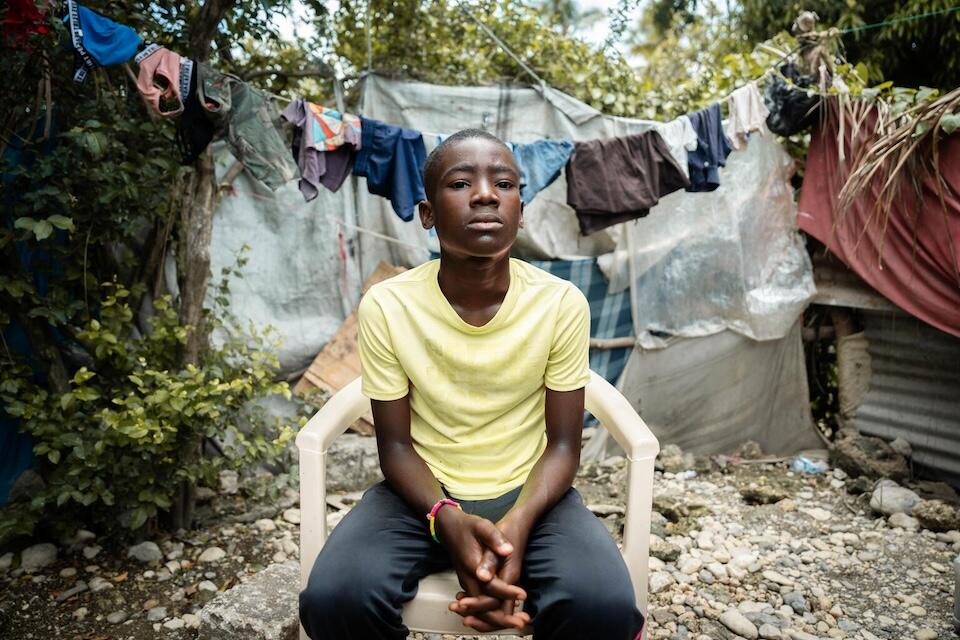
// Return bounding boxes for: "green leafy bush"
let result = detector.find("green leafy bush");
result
[0,279,295,542]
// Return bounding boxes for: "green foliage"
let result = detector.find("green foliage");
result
[0,1,306,543]
[333,0,646,117]
[0,277,295,541]
[737,0,960,89]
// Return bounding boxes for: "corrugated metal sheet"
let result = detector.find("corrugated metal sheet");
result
[854,310,960,483]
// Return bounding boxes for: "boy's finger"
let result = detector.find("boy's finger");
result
[450,594,502,614]
[475,519,513,556]
[476,548,499,582]
[479,576,527,601]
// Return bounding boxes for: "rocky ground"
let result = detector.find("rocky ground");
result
[1,438,959,640]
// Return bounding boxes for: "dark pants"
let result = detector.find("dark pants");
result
[299,482,644,640]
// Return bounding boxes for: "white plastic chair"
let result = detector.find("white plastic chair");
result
[297,370,660,638]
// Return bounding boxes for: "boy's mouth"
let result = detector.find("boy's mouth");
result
[466,214,504,231]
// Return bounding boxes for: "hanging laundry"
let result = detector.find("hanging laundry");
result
[566,130,689,236]
[653,116,699,177]
[3,0,51,48]
[281,99,362,200]
[764,63,820,136]
[175,61,214,165]
[686,103,732,193]
[65,0,141,83]
[511,139,574,204]
[135,44,187,117]
[195,63,297,191]
[725,82,769,149]
[353,117,426,222]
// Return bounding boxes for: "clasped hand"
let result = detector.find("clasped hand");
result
[435,509,530,632]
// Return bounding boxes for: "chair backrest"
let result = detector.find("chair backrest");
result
[296,371,659,618]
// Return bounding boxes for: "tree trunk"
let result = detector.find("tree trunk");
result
[168,0,238,532]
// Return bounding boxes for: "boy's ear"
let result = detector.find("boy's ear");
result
[519,201,524,229]
[419,200,435,230]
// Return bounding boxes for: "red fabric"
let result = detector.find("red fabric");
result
[3,0,50,48]
[798,110,960,338]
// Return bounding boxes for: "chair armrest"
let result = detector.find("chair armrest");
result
[584,371,659,461]
[296,377,370,454]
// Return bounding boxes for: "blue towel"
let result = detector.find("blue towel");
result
[66,0,141,83]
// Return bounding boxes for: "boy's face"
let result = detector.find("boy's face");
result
[419,137,523,260]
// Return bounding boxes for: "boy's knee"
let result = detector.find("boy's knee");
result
[299,577,372,634]
[536,579,642,639]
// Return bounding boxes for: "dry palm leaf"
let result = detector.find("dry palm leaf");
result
[830,88,960,283]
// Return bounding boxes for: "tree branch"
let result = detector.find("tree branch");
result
[187,0,239,61]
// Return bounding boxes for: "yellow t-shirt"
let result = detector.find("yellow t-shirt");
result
[357,258,590,499]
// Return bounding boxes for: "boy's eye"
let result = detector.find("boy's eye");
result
[496,181,515,189]
[449,180,469,189]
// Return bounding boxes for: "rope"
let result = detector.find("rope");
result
[453,0,546,90]
[838,5,960,34]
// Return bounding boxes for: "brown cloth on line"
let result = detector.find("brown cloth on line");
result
[566,130,690,236]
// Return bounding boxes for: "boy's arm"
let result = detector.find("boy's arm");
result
[371,395,530,629]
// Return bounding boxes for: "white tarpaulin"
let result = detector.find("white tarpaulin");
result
[614,320,821,455]
[208,145,359,373]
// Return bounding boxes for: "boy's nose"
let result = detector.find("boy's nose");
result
[471,178,500,205]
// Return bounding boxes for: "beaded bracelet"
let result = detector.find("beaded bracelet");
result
[427,498,462,543]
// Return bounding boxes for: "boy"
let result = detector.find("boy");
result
[299,129,644,639]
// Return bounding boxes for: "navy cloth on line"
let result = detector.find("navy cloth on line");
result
[65,0,141,83]
[686,103,732,192]
[353,117,427,221]
[512,139,574,204]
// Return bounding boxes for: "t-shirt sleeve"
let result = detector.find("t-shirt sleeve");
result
[357,291,409,401]
[544,285,591,391]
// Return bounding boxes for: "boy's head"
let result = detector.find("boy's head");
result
[419,129,523,259]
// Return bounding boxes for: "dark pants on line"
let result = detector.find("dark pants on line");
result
[299,482,644,640]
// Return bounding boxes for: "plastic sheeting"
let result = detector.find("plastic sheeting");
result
[208,144,359,373]
[599,134,816,347]
[614,320,821,455]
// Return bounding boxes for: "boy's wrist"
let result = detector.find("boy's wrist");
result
[434,503,466,542]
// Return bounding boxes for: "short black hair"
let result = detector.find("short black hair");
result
[422,129,514,202]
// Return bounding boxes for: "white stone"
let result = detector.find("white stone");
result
[72,607,89,621]
[21,543,57,571]
[254,518,277,532]
[107,611,128,624]
[0,552,13,572]
[82,545,101,560]
[127,541,163,563]
[915,629,938,640]
[163,618,186,630]
[870,483,921,515]
[800,507,833,521]
[165,560,181,574]
[282,508,301,524]
[889,513,919,530]
[759,623,782,639]
[762,569,793,586]
[59,567,77,578]
[679,556,702,575]
[147,606,168,621]
[88,576,113,592]
[198,579,219,593]
[219,469,239,494]
[649,571,675,594]
[182,613,201,629]
[720,608,759,639]
[198,547,226,563]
